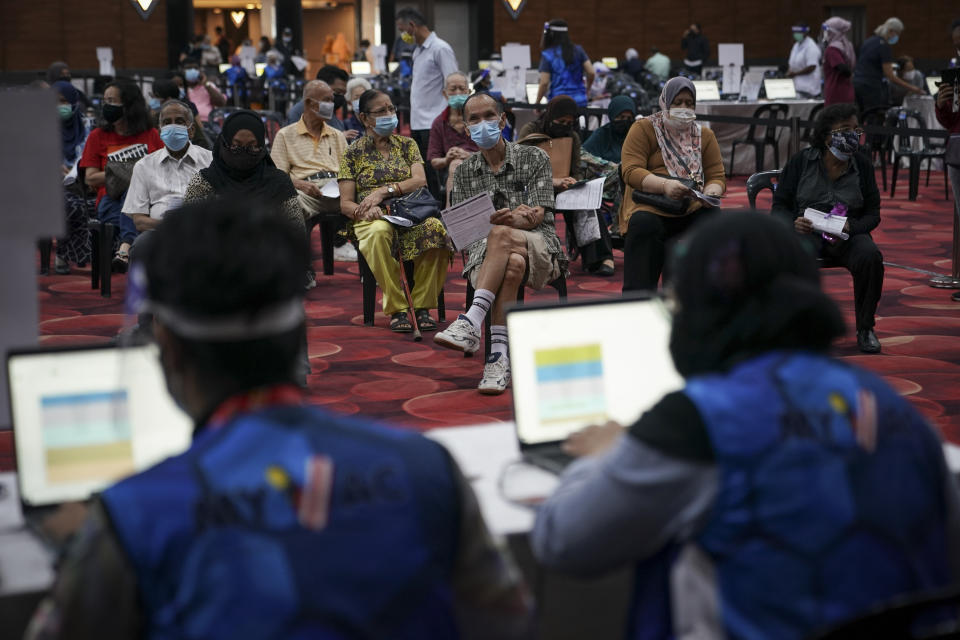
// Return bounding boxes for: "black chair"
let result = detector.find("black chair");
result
[464,275,567,359]
[358,250,445,330]
[729,104,791,176]
[860,105,895,192]
[305,212,350,277]
[88,220,116,298]
[37,239,53,275]
[746,169,781,209]
[889,107,950,201]
[798,103,824,148]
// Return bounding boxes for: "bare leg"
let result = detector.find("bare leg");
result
[474,225,528,294]
[491,253,527,325]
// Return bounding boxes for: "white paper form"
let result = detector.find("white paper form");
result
[554,177,605,211]
[440,193,496,250]
[320,180,340,198]
[804,208,849,240]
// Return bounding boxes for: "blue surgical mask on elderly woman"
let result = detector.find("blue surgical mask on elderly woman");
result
[887,34,899,45]
[373,114,398,136]
[468,119,502,149]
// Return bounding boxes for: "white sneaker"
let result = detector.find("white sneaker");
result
[478,352,510,395]
[433,315,481,354]
[304,270,317,290]
[333,243,358,262]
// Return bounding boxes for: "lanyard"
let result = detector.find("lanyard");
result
[205,384,304,431]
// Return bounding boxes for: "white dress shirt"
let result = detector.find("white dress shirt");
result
[788,37,823,97]
[410,31,459,131]
[122,144,213,220]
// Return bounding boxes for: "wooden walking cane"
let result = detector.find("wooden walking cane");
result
[386,206,422,341]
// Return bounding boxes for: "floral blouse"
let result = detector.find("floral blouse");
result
[338,134,451,261]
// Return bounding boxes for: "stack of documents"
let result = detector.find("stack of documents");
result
[803,208,849,240]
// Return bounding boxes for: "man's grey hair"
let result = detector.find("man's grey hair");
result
[396,7,426,26]
[463,92,503,116]
[159,100,194,123]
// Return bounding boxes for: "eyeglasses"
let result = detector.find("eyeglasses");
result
[831,127,864,136]
[366,105,397,116]
[226,144,263,155]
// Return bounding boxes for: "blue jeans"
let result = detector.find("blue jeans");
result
[97,192,138,245]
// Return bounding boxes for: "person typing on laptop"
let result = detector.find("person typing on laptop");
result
[434,92,567,394]
[25,199,532,640]
[531,212,960,639]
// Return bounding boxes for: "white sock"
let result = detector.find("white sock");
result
[490,325,509,359]
[464,288,496,329]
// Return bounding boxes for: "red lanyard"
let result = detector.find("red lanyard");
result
[206,384,304,431]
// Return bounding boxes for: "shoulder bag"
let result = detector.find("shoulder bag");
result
[631,176,697,216]
[387,187,441,224]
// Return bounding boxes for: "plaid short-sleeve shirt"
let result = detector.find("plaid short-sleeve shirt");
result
[450,141,566,277]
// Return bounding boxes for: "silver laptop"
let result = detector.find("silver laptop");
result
[507,295,684,473]
[7,344,192,508]
[764,78,798,100]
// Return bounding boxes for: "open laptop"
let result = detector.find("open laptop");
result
[693,80,721,101]
[507,295,684,473]
[764,78,798,100]
[7,344,192,509]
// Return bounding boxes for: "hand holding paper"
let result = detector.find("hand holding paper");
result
[803,208,849,240]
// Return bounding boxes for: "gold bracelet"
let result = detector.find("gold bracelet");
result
[395,182,403,196]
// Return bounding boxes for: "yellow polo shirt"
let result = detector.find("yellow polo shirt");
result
[270,118,348,180]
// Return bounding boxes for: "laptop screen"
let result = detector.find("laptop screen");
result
[764,78,797,100]
[8,345,192,507]
[507,297,684,447]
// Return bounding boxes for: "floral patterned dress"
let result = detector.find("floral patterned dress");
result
[338,134,451,261]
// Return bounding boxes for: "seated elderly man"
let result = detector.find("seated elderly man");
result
[122,100,212,253]
[427,71,479,206]
[434,93,567,394]
[271,80,355,262]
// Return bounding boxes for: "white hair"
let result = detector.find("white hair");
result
[625,48,639,60]
[345,77,372,97]
[874,17,904,38]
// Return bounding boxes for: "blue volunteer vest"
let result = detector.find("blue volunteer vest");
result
[681,351,951,639]
[101,399,461,640]
[542,46,588,106]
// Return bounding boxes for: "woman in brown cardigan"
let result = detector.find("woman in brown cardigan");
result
[620,77,726,291]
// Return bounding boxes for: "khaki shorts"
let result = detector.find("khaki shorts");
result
[467,229,560,291]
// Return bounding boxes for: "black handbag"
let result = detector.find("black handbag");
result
[387,187,441,224]
[632,176,697,216]
[104,159,138,200]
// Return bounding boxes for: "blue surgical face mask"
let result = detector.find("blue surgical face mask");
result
[351,99,361,114]
[178,87,186,100]
[160,124,191,151]
[373,114,398,136]
[468,118,503,150]
[447,94,468,110]
[887,34,899,45]
[185,68,200,83]
[149,97,163,111]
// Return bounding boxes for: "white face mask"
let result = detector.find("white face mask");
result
[668,107,696,124]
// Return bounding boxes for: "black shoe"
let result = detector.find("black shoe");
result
[857,329,881,353]
[952,291,960,302]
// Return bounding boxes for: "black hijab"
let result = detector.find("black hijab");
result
[200,110,296,205]
[667,211,845,377]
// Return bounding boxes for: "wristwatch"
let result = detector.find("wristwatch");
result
[386,185,397,196]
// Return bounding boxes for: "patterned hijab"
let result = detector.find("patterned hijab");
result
[648,77,704,189]
[823,17,856,68]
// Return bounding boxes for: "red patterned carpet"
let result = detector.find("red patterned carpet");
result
[1,170,958,471]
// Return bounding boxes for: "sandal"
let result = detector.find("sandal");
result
[415,309,437,331]
[390,311,414,333]
[111,247,130,274]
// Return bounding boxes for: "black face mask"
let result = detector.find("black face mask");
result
[333,93,347,112]
[220,145,266,173]
[102,104,124,123]
[611,119,633,135]
[547,122,577,138]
